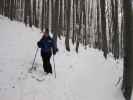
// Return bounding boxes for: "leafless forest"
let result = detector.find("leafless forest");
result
[0,0,133,100]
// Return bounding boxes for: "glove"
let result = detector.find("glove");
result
[53,49,56,55]
[53,48,58,55]
[37,41,41,48]
[55,48,58,52]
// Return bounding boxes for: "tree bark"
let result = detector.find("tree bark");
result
[122,0,133,100]
[100,0,108,58]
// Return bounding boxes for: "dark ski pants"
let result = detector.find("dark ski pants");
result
[41,52,52,74]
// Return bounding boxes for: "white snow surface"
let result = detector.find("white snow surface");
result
[0,15,124,100]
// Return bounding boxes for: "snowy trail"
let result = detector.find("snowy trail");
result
[0,16,124,100]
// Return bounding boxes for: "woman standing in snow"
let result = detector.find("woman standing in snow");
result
[37,28,58,74]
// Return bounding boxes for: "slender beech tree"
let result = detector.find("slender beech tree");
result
[41,0,45,31]
[65,0,71,51]
[100,0,108,58]
[122,0,133,100]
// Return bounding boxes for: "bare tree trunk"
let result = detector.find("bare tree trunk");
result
[76,0,82,53]
[51,0,55,33]
[82,0,87,47]
[41,0,45,31]
[24,0,28,25]
[76,9,82,53]
[10,0,15,20]
[100,0,108,58]
[111,0,119,59]
[122,0,133,100]
[4,0,10,17]
[72,0,75,44]
[65,0,71,51]
[97,0,101,50]
[58,0,63,38]
[24,0,32,27]
[0,0,4,15]
[28,0,32,27]
[63,0,67,32]
[33,0,38,27]
[44,0,49,29]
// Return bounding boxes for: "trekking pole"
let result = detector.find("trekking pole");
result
[30,47,39,71]
[52,49,56,78]
[53,54,56,78]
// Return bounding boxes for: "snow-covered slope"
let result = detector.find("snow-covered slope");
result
[0,15,124,100]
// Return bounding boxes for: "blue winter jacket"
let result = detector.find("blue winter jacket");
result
[37,35,57,54]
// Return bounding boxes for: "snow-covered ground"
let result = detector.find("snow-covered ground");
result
[0,15,124,100]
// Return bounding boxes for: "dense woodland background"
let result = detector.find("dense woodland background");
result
[0,0,133,100]
[0,0,125,58]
